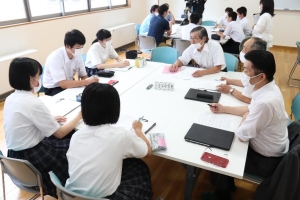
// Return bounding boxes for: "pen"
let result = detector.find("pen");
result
[55,98,64,103]
[112,81,119,86]
[207,104,217,109]
[137,116,144,122]
[128,67,132,70]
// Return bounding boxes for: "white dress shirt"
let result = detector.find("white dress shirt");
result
[223,21,245,43]
[252,13,273,48]
[179,40,226,70]
[85,42,118,69]
[181,23,199,40]
[217,15,229,27]
[239,17,252,37]
[4,90,60,151]
[43,47,87,88]
[65,125,148,198]
[236,81,289,157]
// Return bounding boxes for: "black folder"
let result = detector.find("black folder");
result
[184,123,234,150]
[184,88,221,103]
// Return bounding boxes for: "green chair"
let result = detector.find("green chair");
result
[82,54,87,62]
[291,92,300,121]
[151,47,179,64]
[224,53,238,72]
[287,42,300,87]
[201,20,215,26]
[37,66,45,97]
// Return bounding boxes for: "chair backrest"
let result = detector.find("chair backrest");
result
[151,47,179,64]
[297,42,300,61]
[49,172,107,200]
[135,24,141,36]
[173,39,190,55]
[38,66,45,95]
[291,92,300,121]
[224,53,238,72]
[138,35,156,50]
[201,20,215,26]
[0,150,42,188]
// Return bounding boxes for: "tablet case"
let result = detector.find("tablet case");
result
[184,123,234,150]
[97,70,115,77]
[184,88,221,103]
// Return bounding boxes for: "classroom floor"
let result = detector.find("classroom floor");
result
[0,44,299,200]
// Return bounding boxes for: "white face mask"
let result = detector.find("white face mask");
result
[155,12,159,16]
[259,5,263,12]
[73,48,83,58]
[241,72,262,91]
[224,13,228,18]
[105,40,112,47]
[239,51,246,63]
[30,77,42,93]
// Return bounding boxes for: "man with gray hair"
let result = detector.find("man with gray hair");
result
[169,26,225,77]
[217,37,267,103]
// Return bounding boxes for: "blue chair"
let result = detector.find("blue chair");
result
[224,53,238,72]
[37,66,45,97]
[82,54,87,62]
[49,171,108,200]
[291,92,300,121]
[287,42,300,87]
[135,24,141,36]
[201,20,215,26]
[151,47,179,64]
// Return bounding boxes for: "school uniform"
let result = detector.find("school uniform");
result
[222,21,245,54]
[252,13,273,48]
[4,90,70,198]
[148,15,170,45]
[43,47,87,96]
[65,125,152,199]
[239,17,252,37]
[181,23,198,40]
[217,15,229,27]
[85,42,118,77]
[179,40,226,70]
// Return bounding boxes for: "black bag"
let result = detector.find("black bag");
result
[126,50,138,59]
[211,34,221,40]
[97,70,115,78]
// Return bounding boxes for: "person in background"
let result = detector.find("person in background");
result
[65,83,153,199]
[43,29,98,96]
[4,57,82,198]
[181,13,200,40]
[217,12,245,54]
[217,37,267,103]
[169,26,225,77]
[237,6,252,37]
[215,7,233,28]
[186,0,207,25]
[252,0,275,49]
[203,50,289,200]
[148,4,172,46]
[85,29,130,77]
[139,5,159,35]
[164,3,175,25]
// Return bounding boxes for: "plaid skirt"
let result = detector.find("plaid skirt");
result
[109,158,153,200]
[7,137,71,198]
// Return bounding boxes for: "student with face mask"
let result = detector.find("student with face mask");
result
[169,26,225,77]
[4,58,82,198]
[215,7,233,28]
[43,29,99,96]
[85,29,130,77]
[236,6,252,37]
[217,37,267,103]
[139,5,159,35]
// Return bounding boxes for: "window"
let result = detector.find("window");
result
[64,0,88,13]
[111,0,127,6]
[0,0,27,22]
[29,0,61,17]
[91,0,109,9]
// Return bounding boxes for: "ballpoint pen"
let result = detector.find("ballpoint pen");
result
[207,104,217,109]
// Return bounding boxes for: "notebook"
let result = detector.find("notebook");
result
[48,99,81,117]
[184,88,221,103]
[184,123,234,150]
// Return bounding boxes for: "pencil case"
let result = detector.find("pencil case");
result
[149,133,167,151]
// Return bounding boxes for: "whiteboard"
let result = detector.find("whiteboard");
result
[274,0,300,10]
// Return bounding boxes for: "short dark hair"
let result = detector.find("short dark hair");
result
[228,12,237,21]
[92,29,112,44]
[158,4,169,15]
[163,3,169,8]
[64,29,86,48]
[237,7,247,17]
[244,50,276,82]
[150,4,159,13]
[260,0,275,17]
[250,37,267,51]
[81,83,120,126]
[9,57,43,91]
[191,26,209,43]
[190,13,200,24]
[225,7,233,13]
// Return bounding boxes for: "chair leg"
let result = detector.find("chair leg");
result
[1,167,6,200]
[39,186,44,200]
[287,61,300,87]
[29,194,40,200]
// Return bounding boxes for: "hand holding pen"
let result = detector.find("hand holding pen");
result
[207,103,225,113]
[132,116,144,131]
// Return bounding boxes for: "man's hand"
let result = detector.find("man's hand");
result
[209,103,226,114]
[192,70,206,77]
[217,84,232,94]
[169,63,179,72]
[86,76,99,85]
[220,77,231,84]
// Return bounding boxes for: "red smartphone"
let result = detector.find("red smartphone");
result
[108,80,119,86]
[201,152,229,168]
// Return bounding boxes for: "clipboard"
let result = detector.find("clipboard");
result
[184,88,221,103]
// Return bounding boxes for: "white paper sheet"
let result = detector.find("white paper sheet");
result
[109,66,133,72]
[173,67,200,81]
[48,99,80,117]
[196,80,226,90]
[113,115,156,134]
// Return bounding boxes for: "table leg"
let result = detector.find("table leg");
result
[184,165,201,200]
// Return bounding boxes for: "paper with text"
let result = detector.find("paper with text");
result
[113,115,156,134]
[173,67,200,81]
[48,99,80,117]
[197,80,226,90]
[162,65,183,74]
[109,66,133,72]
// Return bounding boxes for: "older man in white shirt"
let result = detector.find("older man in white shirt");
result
[204,50,289,200]
[181,13,200,40]
[169,26,225,77]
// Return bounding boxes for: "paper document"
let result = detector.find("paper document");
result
[38,95,63,108]
[222,72,243,80]
[173,67,200,81]
[162,65,183,74]
[62,106,85,129]
[48,99,80,117]
[109,66,133,72]
[113,115,156,134]
[197,112,241,132]
[196,80,226,90]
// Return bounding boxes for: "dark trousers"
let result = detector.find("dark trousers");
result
[85,67,100,77]
[210,146,283,200]
[221,38,240,54]
[44,87,64,96]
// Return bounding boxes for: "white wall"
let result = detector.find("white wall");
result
[159,0,300,47]
[0,0,158,64]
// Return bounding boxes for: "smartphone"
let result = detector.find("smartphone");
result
[108,80,119,86]
[200,152,229,168]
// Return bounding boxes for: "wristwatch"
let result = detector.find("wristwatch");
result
[229,88,234,95]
